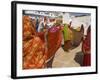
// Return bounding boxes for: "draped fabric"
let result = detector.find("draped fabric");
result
[82,26,91,66]
[36,26,62,65]
[63,24,73,41]
[83,54,91,66]
[23,16,47,69]
[37,32,45,43]
[23,16,62,69]
[47,26,62,60]
[62,24,73,51]
[63,24,84,51]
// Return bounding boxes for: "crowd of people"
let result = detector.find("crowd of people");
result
[23,15,91,69]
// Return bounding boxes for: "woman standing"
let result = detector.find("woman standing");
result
[82,26,91,66]
[62,23,73,51]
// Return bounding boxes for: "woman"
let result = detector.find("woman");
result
[23,16,48,69]
[62,23,73,51]
[82,26,91,66]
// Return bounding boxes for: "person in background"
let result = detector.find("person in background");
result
[48,18,56,28]
[37,17,44,32]
[38,17,48,32]
[35,17,39,31]
[82,26,91,66]
[31,18,37,32]
[62,23,73,51]
[43,16,48,29]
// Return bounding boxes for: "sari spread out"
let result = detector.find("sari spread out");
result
[23,16,62,69]
[62,24,84,51]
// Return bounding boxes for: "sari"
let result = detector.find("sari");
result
[23,16,47,69]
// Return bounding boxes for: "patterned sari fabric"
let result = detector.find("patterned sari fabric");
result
[23,16,47,69]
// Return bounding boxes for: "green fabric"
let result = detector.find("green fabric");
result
[63,24,71,41]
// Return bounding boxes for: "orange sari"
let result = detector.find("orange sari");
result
[23,16,62,69]
[23,16,47,69]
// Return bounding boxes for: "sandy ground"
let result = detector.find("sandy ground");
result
[52,43,82,67]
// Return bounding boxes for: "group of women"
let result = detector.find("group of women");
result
[23,15,91,69]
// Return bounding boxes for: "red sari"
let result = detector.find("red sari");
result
[47,26,62,60]
[82,26,91,66]
[23,16,62,69]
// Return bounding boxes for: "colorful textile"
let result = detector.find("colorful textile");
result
[63,24,73,41]
[23,16,47,69]
[83,54,91,66]
[47,26,62,59]
[82,26,91,66]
